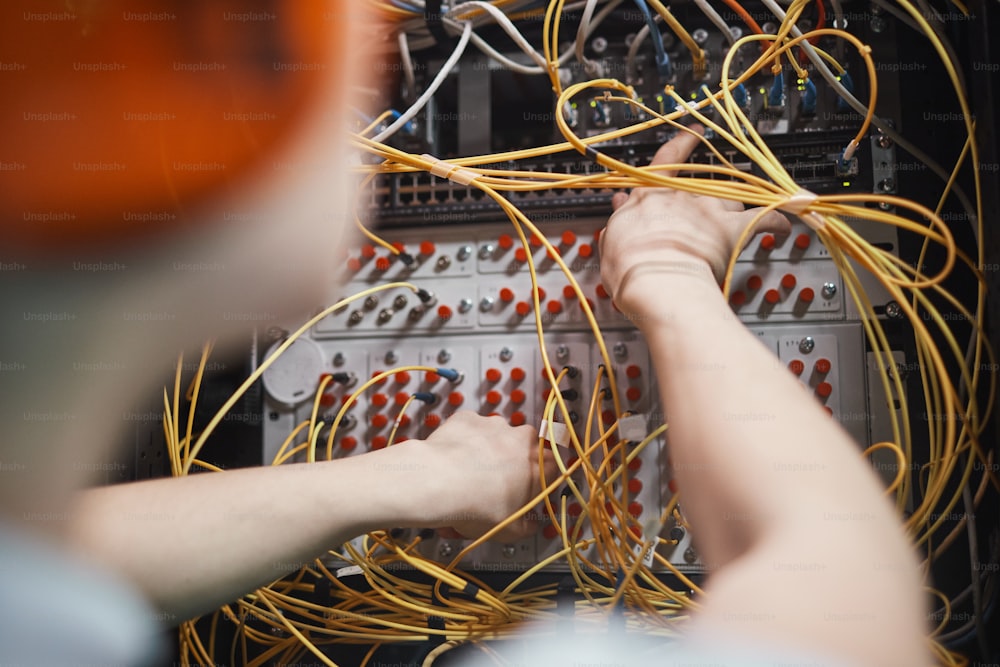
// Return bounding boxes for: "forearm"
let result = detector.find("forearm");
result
[67,443,445,622]
[635,261,928,664]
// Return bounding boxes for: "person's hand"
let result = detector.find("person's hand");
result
[410,411,558,542]
[599,126,790,319]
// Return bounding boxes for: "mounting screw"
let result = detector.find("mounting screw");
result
[884,301,904,319]
[683,546,698,564]
[692,28,709,44]
[501,544,517,558]
[265,326,288,342]
[456,245,473,261]
[799,336,815,354]
[822,282,838,298]
[870,15,886,32]
[435,256,452,270]
[439,542,454,558]
[878,178,895,192]
[332,352,345,367]
[384,349,399,365]
[499,346,514,362]
[613,341,628,359]
[479,296,495,312]
[437,349,451,364]
[876,134,893,149]
[458,298,473,314]
[556,344,569,360]
[478,243,496,259]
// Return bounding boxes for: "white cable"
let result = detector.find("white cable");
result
[397,31,417,103]
[407,0,622,73]
[692,0,736,47]
[574,0,602,74]
[625,18,661,84]
[446,1,548,69]
[372,21,473,143]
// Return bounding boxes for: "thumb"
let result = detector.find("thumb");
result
[741,207,792,237]
[611,191,629,211]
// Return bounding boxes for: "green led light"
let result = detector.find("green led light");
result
[590,100,596,107]
[758,87,767,94]
[842,181,851,187]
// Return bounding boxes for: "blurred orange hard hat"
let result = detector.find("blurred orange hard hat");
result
[0,0,350,255]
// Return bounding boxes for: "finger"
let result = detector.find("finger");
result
[742,207,792,236]
[713,197,745,213]
[611,191,629,210]
[649,124,705,172]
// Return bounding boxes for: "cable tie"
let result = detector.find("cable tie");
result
[421,154,479,186]
[335,565,363,578]
[427,615,446,631]
[618,413,647,443]
[539,419,571,448]
[780,189,819,216]
[460,581,480,598]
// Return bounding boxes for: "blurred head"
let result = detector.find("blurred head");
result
[0,0,390,521]
[0,0,389,334]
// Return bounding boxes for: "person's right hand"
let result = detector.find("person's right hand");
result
[408,411,558,543]
[599,126,790,320]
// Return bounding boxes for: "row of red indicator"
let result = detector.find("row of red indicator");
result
[788,357,834,401]
[486,283,617,319]
[345,229,604,273]
[346,241,437,273]
[758,232,812,252]
[730,272,816,307]
[345,229,811,274]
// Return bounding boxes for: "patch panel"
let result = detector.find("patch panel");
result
[323,219,882,336]
[263,209,889,573]
[263,314,875,575]
[727,260,844,320]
